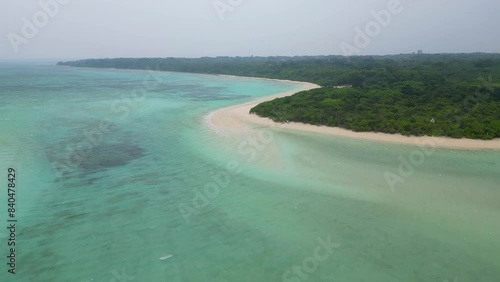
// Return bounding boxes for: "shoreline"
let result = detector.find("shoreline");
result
[56,65,500,150]
[207,78,500,150]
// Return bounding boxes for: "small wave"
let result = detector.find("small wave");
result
[159,254,173,260]
[203,111,223,134]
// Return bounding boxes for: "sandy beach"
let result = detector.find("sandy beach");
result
[207,79,500,150]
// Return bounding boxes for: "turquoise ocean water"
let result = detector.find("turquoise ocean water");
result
[0,63,499,282]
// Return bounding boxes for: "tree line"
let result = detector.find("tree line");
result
[58,53,500,139]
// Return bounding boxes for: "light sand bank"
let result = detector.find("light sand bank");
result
[206,79,500,150]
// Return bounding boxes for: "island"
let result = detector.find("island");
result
[58,53,500,140]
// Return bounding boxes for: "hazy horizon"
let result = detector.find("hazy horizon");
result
[2,0,500,60]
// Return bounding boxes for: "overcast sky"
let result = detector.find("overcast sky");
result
[1,0,499,60]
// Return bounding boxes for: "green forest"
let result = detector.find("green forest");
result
[58,54,500,139]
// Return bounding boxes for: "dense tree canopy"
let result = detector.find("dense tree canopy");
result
[58,54,500,139]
